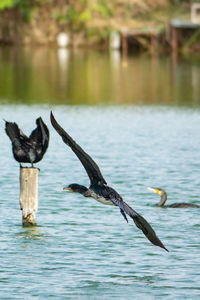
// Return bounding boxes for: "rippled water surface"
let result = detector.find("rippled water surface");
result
[1,105,200,299]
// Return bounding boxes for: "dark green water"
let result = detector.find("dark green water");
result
[0,47,200,106]
[0,48,200,299]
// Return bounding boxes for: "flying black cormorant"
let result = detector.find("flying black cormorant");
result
[5,117,49,167]
[147,187,200,208]
[50,111,168,252]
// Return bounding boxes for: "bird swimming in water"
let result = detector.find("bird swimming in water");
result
[5,117,49,167]
[50,111,168,252]
[147,187,200,208]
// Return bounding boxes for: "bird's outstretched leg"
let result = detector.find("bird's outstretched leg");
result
[120,208,128,223]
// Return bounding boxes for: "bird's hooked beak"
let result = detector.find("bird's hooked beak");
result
[63,186,72,192]
[147,187,161,196]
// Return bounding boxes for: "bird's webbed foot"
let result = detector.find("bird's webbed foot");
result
[120,208,128,223]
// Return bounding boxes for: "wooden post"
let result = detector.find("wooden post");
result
[19,168,39,226]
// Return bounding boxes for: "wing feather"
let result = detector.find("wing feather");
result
[110,197,168,252]
[50,112,107,185]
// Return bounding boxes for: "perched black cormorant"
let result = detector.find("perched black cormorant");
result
[50,112,168,252]
[5,117,49,167]
[147,187,200,208]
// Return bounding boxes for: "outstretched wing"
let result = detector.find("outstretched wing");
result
[29,117,49,151]
[5,121,27,142]
[50,111,107,185]
[5,121,29,147]
[110,197,168,252]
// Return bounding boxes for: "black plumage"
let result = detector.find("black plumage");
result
[51,111,168,252]
[5,117,49,167]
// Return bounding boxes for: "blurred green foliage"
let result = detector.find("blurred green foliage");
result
[0,0,14,10]
[52,1,113,32]
[63,5,93,32]
[93,0,113,19]
[14,0,32,22]
[0,0,53,22]
[0,0,113,30]
[52,6,90,32]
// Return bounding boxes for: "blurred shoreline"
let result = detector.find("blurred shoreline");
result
[0,1,199,54]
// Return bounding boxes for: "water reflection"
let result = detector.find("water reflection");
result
[0,46,200,106]
[57,48,69,95]
[17,227,45,247]
[57,48,69,73]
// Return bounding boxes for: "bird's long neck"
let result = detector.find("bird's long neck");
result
[77,185,91,197]
[158,191,167,206]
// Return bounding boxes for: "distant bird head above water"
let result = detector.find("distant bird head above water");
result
[147,187,167,206]
[147,187,165,196]
[147,187,200,208]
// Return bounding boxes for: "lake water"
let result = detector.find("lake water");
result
[0,48,200,299]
